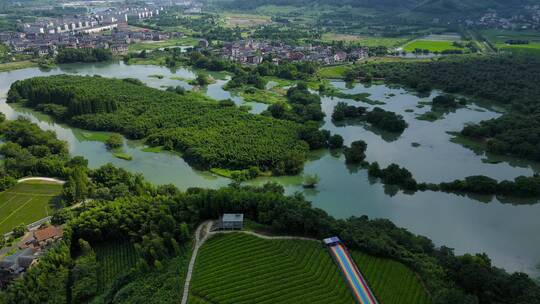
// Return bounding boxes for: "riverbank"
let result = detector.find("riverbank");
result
[0,60,37,72]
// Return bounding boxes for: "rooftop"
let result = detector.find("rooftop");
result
[222,213,244,222]
[34,225,63,243]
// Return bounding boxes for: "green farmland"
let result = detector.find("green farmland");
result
[128,37,199,52]
[95,241,139,291]
[403,40,462,52]
[189,233,354,304]
[482,30,540,55]
[352,252,431,304]
[189,233,431,304]
[0,181,62,234]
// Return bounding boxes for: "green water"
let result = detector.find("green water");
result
[1,61,539,277]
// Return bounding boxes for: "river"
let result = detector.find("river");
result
[0,61,539,278]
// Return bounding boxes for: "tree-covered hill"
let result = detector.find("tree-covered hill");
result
[8,75,309,173]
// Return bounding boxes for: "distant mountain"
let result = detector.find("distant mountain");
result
[411,0,533,15]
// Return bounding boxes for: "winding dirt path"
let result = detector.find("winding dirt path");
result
[181,221,212,304]
[17,177,65,184]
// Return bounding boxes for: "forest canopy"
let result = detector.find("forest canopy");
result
[8,75,309,173]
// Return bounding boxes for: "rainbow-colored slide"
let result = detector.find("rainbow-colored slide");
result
[324,237,378,304]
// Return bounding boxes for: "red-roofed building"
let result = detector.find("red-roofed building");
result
[19,225,64,249]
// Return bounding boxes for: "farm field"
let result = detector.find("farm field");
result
[482,30,540,55]
[222,13,272,28]
[321,34,409,48]
[403,40,462,52]
[352,252,431,304]
[189,233,355,304]
[0,181,62,234]
[95,241,139,291]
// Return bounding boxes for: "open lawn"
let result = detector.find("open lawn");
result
[403,40,462,52]
[128,37,199,52]
[352,251,431,304]
[189,233,354,303]
[0,181,62,234]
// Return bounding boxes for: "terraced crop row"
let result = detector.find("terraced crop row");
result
[352,252,432,304]
[95,240,139,291]
[190,233,355,304]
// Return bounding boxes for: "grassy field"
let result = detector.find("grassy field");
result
[95,241,139,292]
[352,252,431,304]
[189,233,355,303]
[128,37,199,52]
[0,60,38,72]
[317,65,354,79]
[403,40,462,52]
[0,181,62,234]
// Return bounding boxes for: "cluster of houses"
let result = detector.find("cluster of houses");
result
[214,39,369,65]
[468,6,540,29]
[0,225,64,287]
[0,5,172,57]
[20,6,164,35]
[1,29,179,57]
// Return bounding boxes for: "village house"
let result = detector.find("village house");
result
[19,225,64,250]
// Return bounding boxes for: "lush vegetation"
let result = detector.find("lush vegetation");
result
[8,75,310,174]
[2,158,540,303]
[344,140,367,164]
[460,113,540,162]
[348,54,540,101]
[352,251,431,304]
[349,54,540,162]
[332,102,407,132]
[0,181,62,234]
[0,116,70,180]
[368,162,540,199]
[190,233,355,303]
[56,48,112,64]
[1,84,539,303]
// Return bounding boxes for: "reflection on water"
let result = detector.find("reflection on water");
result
[1,62,540,277]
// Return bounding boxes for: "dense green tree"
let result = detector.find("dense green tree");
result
[328,134,344,148]
[105,134,123,150]
[344,140,367,164]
